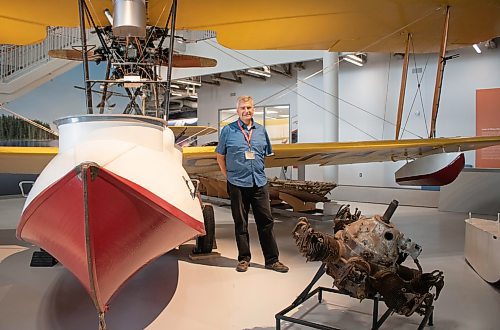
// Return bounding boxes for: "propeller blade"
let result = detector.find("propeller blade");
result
[160,54,217,68]
[48,49,103,62]
[49,50,216,67]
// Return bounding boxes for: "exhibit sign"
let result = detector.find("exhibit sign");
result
[476,88,500,168]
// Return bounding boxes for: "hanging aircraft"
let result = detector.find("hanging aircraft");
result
[1,1,500,329]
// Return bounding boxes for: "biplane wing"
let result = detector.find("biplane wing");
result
[1,0,499,53]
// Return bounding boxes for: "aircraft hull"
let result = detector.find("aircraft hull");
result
[16,115,205,313]
[395,152,465,186]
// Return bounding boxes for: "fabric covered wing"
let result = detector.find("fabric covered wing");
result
[0,126,215,175]
[1,1,499,53]
[0,147,57,174]
[182,136,500,175]
[3,136,500,175]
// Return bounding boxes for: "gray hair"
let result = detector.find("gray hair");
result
[236,95,254,108]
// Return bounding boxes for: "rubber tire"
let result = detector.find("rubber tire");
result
[194,204,216,253]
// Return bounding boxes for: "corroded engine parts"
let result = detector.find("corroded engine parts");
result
[333,204,362,232]
[293,216,444,317]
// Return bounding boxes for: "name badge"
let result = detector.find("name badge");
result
[245,151,255,160]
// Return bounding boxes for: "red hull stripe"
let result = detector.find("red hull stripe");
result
[396,153,465,186]
[96,167,205,234]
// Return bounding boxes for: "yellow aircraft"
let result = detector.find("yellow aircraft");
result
[1,0,497,52]
[1,0,499,177]
[1,1,499,328]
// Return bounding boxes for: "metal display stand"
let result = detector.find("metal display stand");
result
[275,264,434,330]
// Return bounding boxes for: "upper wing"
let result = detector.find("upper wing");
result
[182,136,500,175]
[2,1,499,53]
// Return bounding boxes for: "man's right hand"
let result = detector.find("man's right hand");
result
[216,153,227,178]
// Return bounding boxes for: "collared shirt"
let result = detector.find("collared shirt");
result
[216,119,273,187]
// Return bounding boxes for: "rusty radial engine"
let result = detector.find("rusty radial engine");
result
[292,203,444,317]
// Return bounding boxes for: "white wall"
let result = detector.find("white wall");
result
[170,39,325,79]
[439,168,500,215]
[198,45,500,196]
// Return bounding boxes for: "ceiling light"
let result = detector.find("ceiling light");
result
[347,54,363,62]
[279,114,290,118]
[247,69,271,77]
[174,79,201,86]
[104,9,113,25]
[473,44,482,54]
[273,105,289,109]
[169,118,198,126]
[343,57,363,67]
[171,92,183,96]
[266,110,278,114]
[170,84,180,89]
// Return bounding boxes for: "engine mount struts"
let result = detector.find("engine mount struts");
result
[292,202,444,317]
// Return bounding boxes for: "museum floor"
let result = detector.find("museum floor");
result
[0,197,498,330]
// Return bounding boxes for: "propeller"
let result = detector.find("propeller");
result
[48,49,217,68]
[48,49,104,62]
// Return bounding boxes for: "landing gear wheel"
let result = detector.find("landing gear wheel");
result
[193,204,216,254]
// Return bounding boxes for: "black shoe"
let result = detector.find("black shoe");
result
[265,261,289,273]
[236,260,250,272]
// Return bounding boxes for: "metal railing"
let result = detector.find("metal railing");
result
[178,29,216,43]
[0,27,87,82]
[0,27,213,83]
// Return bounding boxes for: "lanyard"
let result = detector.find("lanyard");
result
[237,120,253,149]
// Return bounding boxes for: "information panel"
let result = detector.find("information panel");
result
[476,88,500,168]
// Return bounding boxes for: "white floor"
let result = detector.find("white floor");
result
[0,197,499,330]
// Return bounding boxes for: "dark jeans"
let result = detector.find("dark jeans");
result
[227,181,279,265]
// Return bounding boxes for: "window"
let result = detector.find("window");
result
[218,105,290,144]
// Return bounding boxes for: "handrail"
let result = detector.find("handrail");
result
[0,27,89,82]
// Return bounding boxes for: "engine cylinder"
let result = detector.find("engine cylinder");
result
[112,0,146,38]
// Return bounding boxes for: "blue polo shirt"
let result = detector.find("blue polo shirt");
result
[216,119,273,188]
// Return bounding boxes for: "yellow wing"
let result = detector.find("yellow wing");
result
[0,146,58,174]
[2,136,500,175]
[0,126,216,174]
[2,1,499,53]
[183,136,500,175]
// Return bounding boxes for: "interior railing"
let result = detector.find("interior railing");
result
[0,27,88,82]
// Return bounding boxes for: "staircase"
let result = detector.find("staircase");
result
[0,27,94,103]
[1,27,324,105]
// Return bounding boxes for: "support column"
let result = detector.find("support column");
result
[322,51,339,184]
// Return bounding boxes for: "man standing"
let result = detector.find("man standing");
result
[216,96,289,273]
